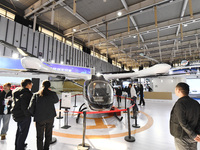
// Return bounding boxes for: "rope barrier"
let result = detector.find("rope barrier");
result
[60,94,136,115]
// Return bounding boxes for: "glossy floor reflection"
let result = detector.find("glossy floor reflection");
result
[0,95,200,150]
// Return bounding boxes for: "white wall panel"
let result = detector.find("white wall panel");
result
[21,25,28,48]
[74,49,77,66]
[63,45,67,64]
[52,39,57,62]
[48,37,53,61]
[0,17,8,56]
[33,31,39,57]
[80,51,83,66]
[60,43,64,63]
[44,35,49,61]
[14,23,22,48]
[5,20,15,57]
[27,28,33,54]
[56,41,61,63]
[38,33,44,58]
[66,45,70,65]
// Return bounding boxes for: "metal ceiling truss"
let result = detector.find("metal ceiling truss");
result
[91,13,200,47]
[111,39,199,59]
[63,0,177,36]
[101,29,200,55]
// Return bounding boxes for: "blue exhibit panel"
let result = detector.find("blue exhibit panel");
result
[43,63,91,74]
[0,57,24,70]
[172,68,197,74]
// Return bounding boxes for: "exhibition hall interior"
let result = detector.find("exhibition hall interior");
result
[0,0,200,150]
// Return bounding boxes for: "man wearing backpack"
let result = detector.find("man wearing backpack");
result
[12,79,33,150]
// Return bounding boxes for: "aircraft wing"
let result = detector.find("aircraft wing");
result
[0,40,92,80]
[103,63,171,80]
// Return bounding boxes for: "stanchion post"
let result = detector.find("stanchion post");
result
[77,111,90,150]
[73,94,77,107]
[123,96,127,113]
[61,108,71,129]
[124,108,135,142]
[132,113,140,128]
[57,99,63,119]
[50,125,57,144]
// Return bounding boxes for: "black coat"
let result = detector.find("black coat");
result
[116,88,122,96]
[0,90,12,114]
[28,90,59,122]
[11,87,33,122]
[170,96,200,139]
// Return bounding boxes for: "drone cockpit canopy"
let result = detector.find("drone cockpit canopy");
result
[84,75,114,111]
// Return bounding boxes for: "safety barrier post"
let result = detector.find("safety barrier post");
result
[73,94,77,107]
[123,96,127,113]
[132,113,140,128]
[61,108,71,129]
[56,99,63,119]
[77,111,90,150]
[124,108,135,142]
[50,125,57,144]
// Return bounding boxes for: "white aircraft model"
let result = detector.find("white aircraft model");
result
[0,40,171,122]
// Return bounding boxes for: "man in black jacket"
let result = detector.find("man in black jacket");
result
[0,83,12,140]
[12,79,33,150]
[116,86,122,108]
[170,82,200,150]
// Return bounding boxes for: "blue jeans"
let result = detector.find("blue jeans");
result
[0,114,11,136]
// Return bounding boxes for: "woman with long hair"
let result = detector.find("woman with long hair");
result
[28,80,59,150]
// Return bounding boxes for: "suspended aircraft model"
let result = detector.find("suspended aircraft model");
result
[0,40,171,123]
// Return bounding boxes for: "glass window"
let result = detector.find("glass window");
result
[41,28,53,37]
[74,43,79,49]
[66,40,72,46]
[87,81,113,105]
[62,38,65,43]
[0,8,6,17]
[38,26,42,32]
[54,34,62,41]
[6,11,15,20]
[117,63,121,68]
[79,45,83,51]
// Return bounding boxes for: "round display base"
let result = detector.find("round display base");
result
[77,143,90,150]
[124,136,135,142]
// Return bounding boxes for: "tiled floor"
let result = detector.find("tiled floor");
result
[0,95,200,150]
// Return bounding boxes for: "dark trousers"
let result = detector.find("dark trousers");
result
[36,118,54,150]
[131,97,138,117]
[117,96,121,107]
[139,95,145,105]
[15,116,31,150]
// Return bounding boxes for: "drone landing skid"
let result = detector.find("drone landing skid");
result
[114,112,123,122]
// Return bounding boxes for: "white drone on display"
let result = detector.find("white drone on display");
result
[0,40,171,122]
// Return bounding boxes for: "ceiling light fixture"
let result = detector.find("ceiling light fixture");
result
[184,24,188,27]
[12,53,19,59]
[73,28,76,32]
[117,11,122,17]
[133,35,136,38]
